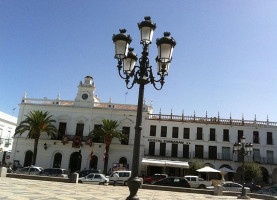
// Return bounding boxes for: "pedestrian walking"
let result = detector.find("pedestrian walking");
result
[113,172,119,186]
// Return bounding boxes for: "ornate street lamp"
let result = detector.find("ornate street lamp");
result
[233,136,253,199]
[112,16,176,200]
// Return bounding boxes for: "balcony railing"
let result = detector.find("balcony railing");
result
[148,114,277,127]
[144,150,277,165]
[21,98,139,111]
[55,135,104,143]
[145,151,233,161]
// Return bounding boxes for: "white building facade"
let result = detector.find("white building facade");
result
[143,113,277,184]
[0,111,17,164]
[10,76,277,184]
[11,76,149,173]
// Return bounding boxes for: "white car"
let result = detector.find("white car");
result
[221,182,243,192]
[108,171,131,186]
[78,173,109,185]
[16,166,44,175]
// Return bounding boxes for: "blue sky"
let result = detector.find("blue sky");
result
[1,0,277,122]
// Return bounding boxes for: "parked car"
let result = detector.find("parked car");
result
[243,182,262,192]
[108,171,131,186]
[221,182,243,192]
[152,177,190,188]
[78,169,100,178]
[256,185,277,196]
[143,174,168,184]
[41,168,68,178]
[16,166,44,175]
[184,175,212,189]
[78,173,109,185]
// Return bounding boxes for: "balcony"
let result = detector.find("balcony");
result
[253,156,277,165]
[148,113,277,127]
[144,151,233,161]
[54,135,104,143]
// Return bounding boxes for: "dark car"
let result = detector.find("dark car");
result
[256,186,277,196]
[42,168,68,178]
[143,174,168,184]
[79,169,100,178]
[243,182,262,192]
[152,177,190,188]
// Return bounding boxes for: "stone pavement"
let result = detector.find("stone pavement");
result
[0,177,261,200]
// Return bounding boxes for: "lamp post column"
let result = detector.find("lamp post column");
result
[241,144,246,197]
[233,136,253,199]
[126,83,144,200]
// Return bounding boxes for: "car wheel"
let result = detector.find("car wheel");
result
[199,185,206,189]
[124,181,128,186]
[99,182,103,185]
[78,181,83,183]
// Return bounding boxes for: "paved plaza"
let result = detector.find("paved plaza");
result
[0,177,262,200]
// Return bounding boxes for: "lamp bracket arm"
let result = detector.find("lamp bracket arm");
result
[126,79,135,89]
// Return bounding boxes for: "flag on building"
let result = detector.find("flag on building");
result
[90,143,94,161]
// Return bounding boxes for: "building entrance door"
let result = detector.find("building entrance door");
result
[69,152,82,173]
[24,150,33,167]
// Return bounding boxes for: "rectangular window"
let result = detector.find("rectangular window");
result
[121,127,130,145]
[238,130,243,142]
[183,128,190,139]
[267,150,274,164]
[57,122,67,140]
[209,146,217,159]
[92,124,104,143]
[172,127,178,138]
[195,145,203,159]
[267,132,273,145]
[75,123,84,137]
[253,149,261,163]
[197,127,203,140]
[160,143,166,156]
[150,125,156,136]
[210,128,216,141]
[223,129,229,142]
[171,144,178,157]
[4,139,10,147]
[149,142,155,156]
[161,126,167,137]
[253,131,259,144]
[222,147,230,160]
[183,144,189,158]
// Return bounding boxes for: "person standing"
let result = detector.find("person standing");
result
[113,172,119,186]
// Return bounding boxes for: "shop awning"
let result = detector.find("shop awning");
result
[141,158,189,168]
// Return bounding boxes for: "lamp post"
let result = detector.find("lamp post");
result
[112,16,176,200]
[233,136,253,199]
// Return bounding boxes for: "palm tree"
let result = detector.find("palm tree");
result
[89,119,127,175]
[15,110,57,165]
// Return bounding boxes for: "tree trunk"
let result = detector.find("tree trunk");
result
[32,137,39,165]
[103,140,111,175]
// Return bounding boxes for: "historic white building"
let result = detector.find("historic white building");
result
[11,76,149,173]
[143,113,277,184]
[0,111,17,164]
[10,76,277,184]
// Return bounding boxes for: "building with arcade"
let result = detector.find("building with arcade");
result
[10,76,277,184]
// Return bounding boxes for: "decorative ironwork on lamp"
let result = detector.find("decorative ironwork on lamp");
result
[112,16,176,200]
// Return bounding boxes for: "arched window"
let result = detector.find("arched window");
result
[53,153,62,168]
[90,155,98,170]
[119,157,127,165]
[24,150,33,167]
